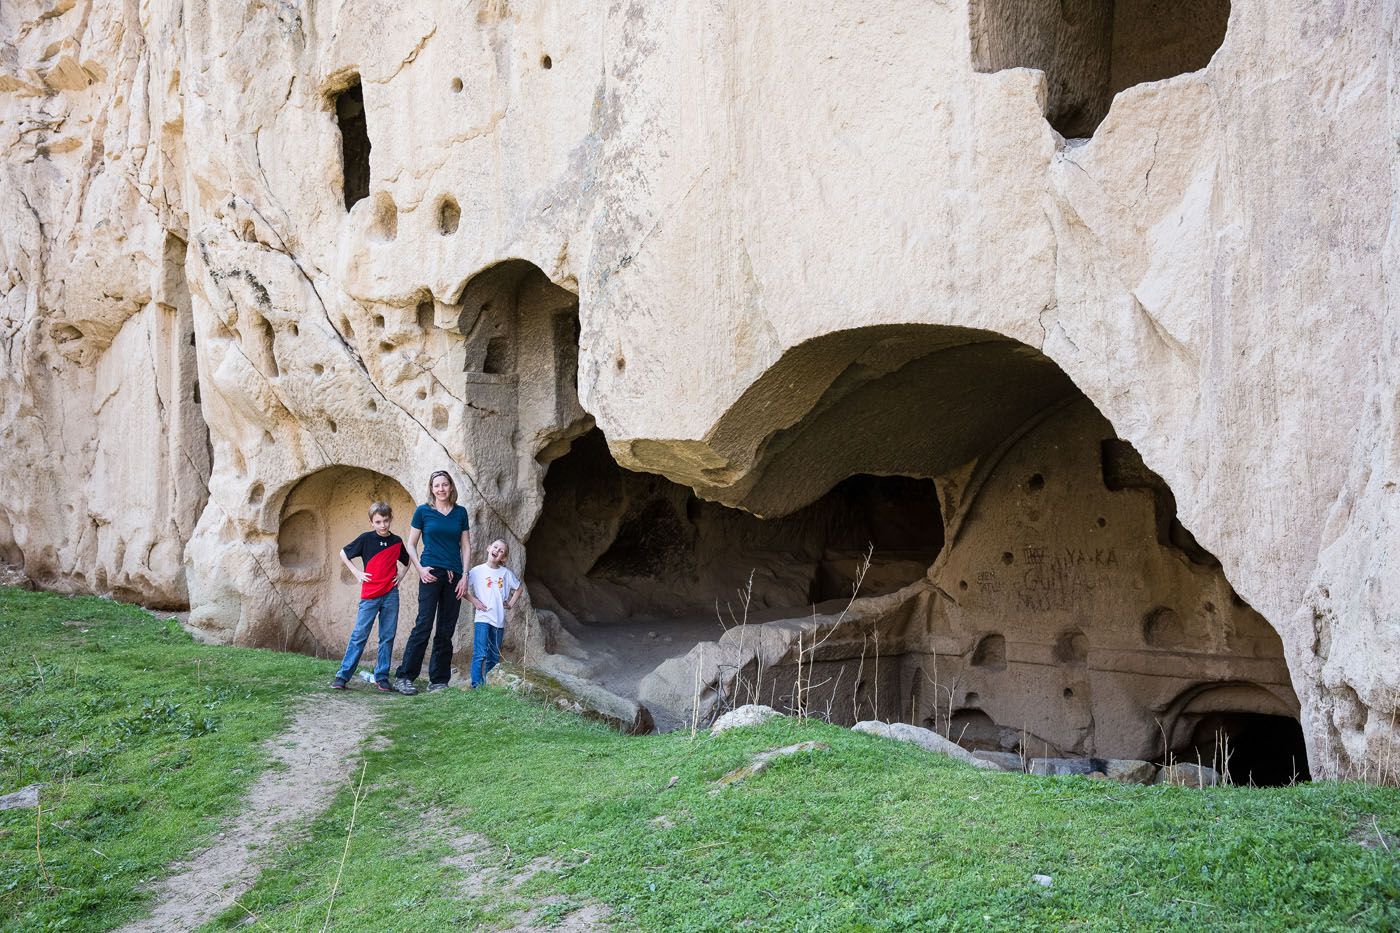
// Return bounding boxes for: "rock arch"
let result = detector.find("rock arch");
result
[592,324,1299,763]
[1160,682,1308,786]
[273,465,419,659]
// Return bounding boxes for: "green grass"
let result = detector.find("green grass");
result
[218,691,1400,932]
[0,588,324,931]
[4,586,1400,931]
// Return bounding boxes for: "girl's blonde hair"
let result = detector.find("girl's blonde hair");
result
[425,470,458,507]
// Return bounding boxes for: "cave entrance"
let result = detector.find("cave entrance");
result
[1185,713,1311,787]
[969,0,1230,137]
[579,324,1302,761]
[524,428,943,702]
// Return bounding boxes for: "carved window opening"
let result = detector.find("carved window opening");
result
[969,0,1230,137]
[334,79,371,210]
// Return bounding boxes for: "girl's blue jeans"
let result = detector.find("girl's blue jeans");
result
[336,589,399,681]
[470,621,504,687]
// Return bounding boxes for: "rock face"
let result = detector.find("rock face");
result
[1,0,1396,782]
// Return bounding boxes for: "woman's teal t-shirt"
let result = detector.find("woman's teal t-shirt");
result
[411,503,470,575]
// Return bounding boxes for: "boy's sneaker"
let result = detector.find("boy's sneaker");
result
[426,682,449,693]
[330,677,348,690]
[375,679,396,693]
[392,677,418,696]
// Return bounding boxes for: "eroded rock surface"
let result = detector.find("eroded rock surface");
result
[1,0,1396,780]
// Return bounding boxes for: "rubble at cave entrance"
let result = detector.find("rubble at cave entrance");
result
[525,326,1306,784]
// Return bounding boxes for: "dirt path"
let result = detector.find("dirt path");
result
[117,692,383,932]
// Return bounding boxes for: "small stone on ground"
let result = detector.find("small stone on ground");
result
[0,784,40,811]
[711,704,783,734]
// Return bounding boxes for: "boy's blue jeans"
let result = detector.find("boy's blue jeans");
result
[336,590,399,682]
[470,621,504,687]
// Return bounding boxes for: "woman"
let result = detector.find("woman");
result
[392,470,471,694]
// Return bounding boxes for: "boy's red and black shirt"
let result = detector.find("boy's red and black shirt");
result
[343,531,409,600]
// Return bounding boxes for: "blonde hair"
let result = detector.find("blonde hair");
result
[488,538,509,556]
[425,470,459,507]
[368,501,393,519]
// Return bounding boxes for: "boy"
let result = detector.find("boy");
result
[332,502,413,692]
[467,539,523,688]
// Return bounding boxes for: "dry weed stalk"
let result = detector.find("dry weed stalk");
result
[689,662,703,739]
[322,760,369,931]
[36,799,54,892]
[919,656,961,737]
[792,547,873,721]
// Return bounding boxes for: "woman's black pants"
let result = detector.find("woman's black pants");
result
[394,572,461,685]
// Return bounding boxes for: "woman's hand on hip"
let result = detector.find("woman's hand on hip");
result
[454,575,470,600]
[419,566,438,584]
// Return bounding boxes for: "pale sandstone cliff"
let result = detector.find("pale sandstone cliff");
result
[1,0,1395,780]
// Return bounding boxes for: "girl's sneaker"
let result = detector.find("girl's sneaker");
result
[375,679,396,693]
[330,677,348,690]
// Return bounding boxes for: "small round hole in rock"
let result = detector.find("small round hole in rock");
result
[1028,473,1045,492]
[437,196,460,235]
[1097,516,1107,528]
[958,579,969,591]
[328,419,338,434]
[1063,688,1074,699]
[313,363,325,376]
[450,77,463,92]
[540,54,552,69]
[248,483,265,505]
[1001,551,1014,565]
[373,314,385,329]
[416,387,428,400]
[965,691,979,703]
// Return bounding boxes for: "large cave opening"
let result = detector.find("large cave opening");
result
[537,325,1304,773]
[525,428,943,701]
[969,0,1230,137]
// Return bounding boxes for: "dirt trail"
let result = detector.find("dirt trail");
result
[117,693,382,932]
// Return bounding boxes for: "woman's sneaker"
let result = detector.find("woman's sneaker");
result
[330,677,348,690]
[392,677,418,695]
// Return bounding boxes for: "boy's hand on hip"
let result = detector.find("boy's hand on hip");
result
[356,571,370,584]
[420,567,438,584]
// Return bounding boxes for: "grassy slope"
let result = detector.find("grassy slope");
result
[228,692,1400,931]
[3,586,1400,931]
[0,588,324,931]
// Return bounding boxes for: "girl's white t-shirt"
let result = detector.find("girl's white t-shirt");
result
[467,563,521,628]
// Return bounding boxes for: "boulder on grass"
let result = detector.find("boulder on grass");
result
[0,784,40,811]
[853,721,998,769]
[711,704,783,735]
